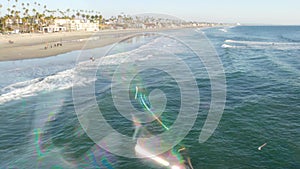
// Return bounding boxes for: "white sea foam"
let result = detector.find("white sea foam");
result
[219,28,228,33]
[0,69,77,104]
[0,37,167,104]
[195,28,205,34]
[1,78,44,94]
[225,39,298,45]
[221,44,244,49]
[224,39,300,50]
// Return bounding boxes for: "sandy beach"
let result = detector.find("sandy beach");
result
[0,29,167,62]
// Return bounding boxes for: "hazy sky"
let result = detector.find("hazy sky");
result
[1,0,299,25]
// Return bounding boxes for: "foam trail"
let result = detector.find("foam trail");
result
[258,143,267,150]
[221,44,244,49]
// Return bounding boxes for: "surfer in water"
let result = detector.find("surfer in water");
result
[90,56,95,62]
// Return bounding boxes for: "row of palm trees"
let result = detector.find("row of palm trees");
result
[0,0,104,32]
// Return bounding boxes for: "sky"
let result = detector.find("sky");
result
[0,0,299,25]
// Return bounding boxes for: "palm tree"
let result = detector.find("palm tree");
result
[31,8,36,31]
[1,15,10,31]
[36,12,44,26]
[76,12,80,19]
[60,10,66,18]
[7,0,10,14]
[24,8,29,31]
[10,9,14,26]
[0,4,3,17]
[15,10,20,30]
[0,4,3,31]
[95,15,99,22]
[25,9,29,15]
[12,5,16,17]
[21,3,25,15]
[66,8,70,18]
[7,8,11,16]
[49,14,54,24]
[99,15,103,24]
[56,8,60,17]
[21,17,26,27]
[43,5,46,14]
[86,14,90,21]
[14,0,18,15]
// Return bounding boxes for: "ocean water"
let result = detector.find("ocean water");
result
[0,26,299,169]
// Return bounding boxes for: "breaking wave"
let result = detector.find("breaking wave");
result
[223,39,300,50]
[221,44,244,49]
[0,37,171,105]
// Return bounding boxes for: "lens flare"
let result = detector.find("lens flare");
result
[135,144,170,167]
[172,165,181,169]
[34,128,54,158]
[135,86,170,131]
[83,145,115,169]
[133,84,193,169]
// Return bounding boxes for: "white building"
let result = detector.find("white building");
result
[40,19,99,33]
[54,19,71,26]
[41,25,67,33]
[70,19,99,31]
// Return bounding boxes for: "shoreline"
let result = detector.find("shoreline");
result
[0,28,194,62]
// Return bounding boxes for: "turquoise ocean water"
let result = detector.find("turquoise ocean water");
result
[0,26,299,168]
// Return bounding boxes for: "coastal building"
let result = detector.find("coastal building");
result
[40,25,67,33]
[40,18,99,33]
[40,18,68,33]
[70,19,99,31]
[4,19,13,27]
